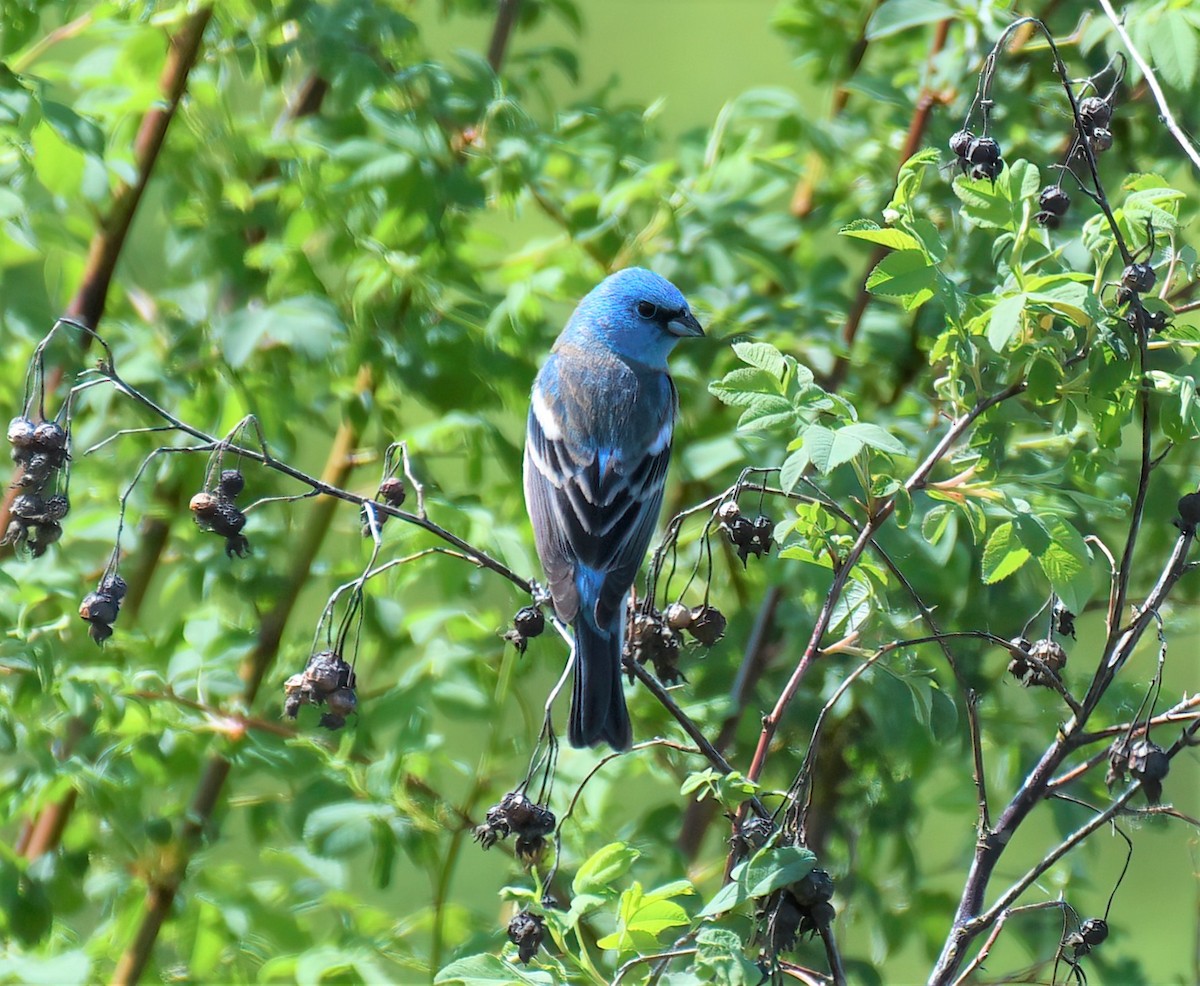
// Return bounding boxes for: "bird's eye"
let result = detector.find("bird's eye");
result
[637,301,658,319]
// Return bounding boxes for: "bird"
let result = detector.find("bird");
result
[523,267,704,750]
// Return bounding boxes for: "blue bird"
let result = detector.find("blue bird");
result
[524,268,704,749]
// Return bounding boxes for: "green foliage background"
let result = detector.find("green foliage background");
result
[1,1,1198,983]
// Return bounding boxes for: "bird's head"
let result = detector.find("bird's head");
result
[562,267,704,367]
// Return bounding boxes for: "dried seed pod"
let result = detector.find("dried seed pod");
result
[1038,185,1070,216]
[966,136,1001,165]
[949,129,973,158]
[1078,96,1112,131]
[42,493,70,521]
[507,910,544,964]
[730,814,774,861]
[1177,492,1200,530]
[28,521,62,556]
[513,606,545,639]
[283,673,308,718]
[717,500,741,523]
[306,650,353,694]
[1052,600,1076,639]
[687,605,727,646]
[15,453,53,489]
[190,491,219,521]
[665,602,693,630]
[11,494,44,520]
[211,500,247,537]
[101,574,128,602]
[217,469,244,499]
[1128,738,1169,802]
[79,592,119,627]
[1,518,27,548]
[377,476,406,506]
[326,687,358,718]
[1079,918,1108,948]
[88,622,113,644]
[793,868,835,907]
[1089,127,1113,153]
[7,417,36,449]
[1121,262,1156,295]
[1009,638,1067,687]
[514,834,547,866]
[32,421,67,454]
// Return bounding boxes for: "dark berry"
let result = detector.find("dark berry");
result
[7,417,35,449]
[1038,185,1070,216]
[377,476,406,507]
[1079,918,1108,948]
[88,622,113,644]
[190,491,219,521]
[32,421,67,453]
[11,494,44,520]
[1078,96,1112,131]
[1122,262,1156,295]
[687,605,727,646]
[79,592,119,626]
[966,136,1001,165]
[507,911,544,964]
[326,687,357,718]
[794,868,835,907]
[949,129,973,158]
[43,494,69,521]
[102,574,128,601]
[513,606,545,638]
[217,469,244,499]
[1089,127,1113,153]
[665,602,693,630]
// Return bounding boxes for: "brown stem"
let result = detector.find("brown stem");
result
[823,18,951,392]
[111,368,376,985]
[486,0,523,73]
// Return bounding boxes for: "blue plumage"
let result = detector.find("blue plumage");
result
[523,268,703,749]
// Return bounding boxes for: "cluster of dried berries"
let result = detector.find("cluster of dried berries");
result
[360,476,406,537]
[757,867,835,955]
[1036,185,1071,229]
[507,910,545,964]
[4,417,70,557]
[729,814,774,863]
[665,601,727,646]
[504,605,545,654]
[719,501,774,566]
[1106,735,1169,803]
[79,573,128,644]
[1007,637,1067,688]
[1052,600,1076,639]
[1078,95,1114,155]
[190,469,250,558]
[626,607,684,684]
[283,649,358,730]
[949,130,1003,182]
[474,791,556,864]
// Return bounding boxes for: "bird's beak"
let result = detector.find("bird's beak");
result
[667,310,705,338]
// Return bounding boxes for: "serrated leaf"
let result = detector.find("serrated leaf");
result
[780,448,808,492]
[1151,10,1198,90]
[732,341,788,383]
[982,521,1031,583]
[839,219,921,251]
[865,249,936,308]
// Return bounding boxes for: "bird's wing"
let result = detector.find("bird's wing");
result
[524,371,675,628]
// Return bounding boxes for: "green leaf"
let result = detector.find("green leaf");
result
[709,367,784,406]
[865,0,954,39]
[982,521,1031,583]
[573,842,640,896]
[839,219,921,251]
[987,293,1026,351]
[780,448,808,492]
[434,954,553,985]
[732,341,789,383]
[1151,10,1198,90]
[865,249,936,308]
[215,296,346,368]
[1028,514,1093,614]
[737,393,796,432]
[699,846,816,917]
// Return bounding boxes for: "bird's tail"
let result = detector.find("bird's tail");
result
[569,609,631,751]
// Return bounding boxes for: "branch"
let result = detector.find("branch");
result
[1097,0,1200,174]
